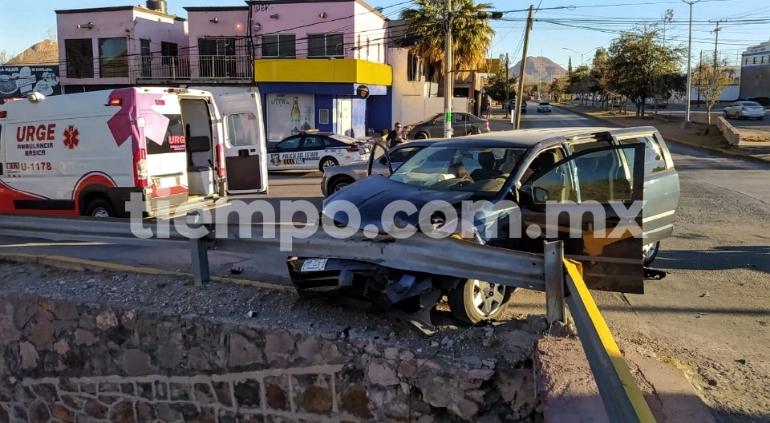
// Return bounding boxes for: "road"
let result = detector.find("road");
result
[1,103,768,421]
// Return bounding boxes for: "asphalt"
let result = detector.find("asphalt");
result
[0,102,768,420]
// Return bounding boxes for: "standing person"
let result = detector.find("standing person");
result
[482,96,491,119]
[387,122,407,148]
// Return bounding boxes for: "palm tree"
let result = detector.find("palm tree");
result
[401,0,495,82]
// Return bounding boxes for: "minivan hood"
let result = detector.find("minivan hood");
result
[322,175,474,231]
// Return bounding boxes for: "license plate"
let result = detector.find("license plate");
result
[301,258,328,272]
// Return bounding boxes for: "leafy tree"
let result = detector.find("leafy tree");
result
[402,0,495,90]
[549,78,567,102]
[591,48,611,107]
[0,50,11,65]
[484,74,516,102]
[692,59,734,134]
[606,27,683,117]
[569,65,593,105]
[567,57,573,78]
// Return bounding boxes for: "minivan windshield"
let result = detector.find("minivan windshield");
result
[390,146,527,196]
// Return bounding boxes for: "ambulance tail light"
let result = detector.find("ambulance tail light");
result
[134,149,149,188]
[0,111,6,119]
[108,97,123,107]
[347,144,361,153]
[215,143,225,178]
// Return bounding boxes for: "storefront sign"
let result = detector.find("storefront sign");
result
[266,94,315,141]
[0,65,61,101]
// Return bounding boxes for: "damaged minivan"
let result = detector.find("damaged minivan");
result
[288,127,680,323]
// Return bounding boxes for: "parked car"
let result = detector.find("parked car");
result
[723,101,766,120]
[289,126,680,323]
[536,102,552,113]
[321,140,436,196]
[268,132,369,171]
[405,112,490,140]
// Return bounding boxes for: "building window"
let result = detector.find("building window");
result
[65,39,94,78]
[162,42,178,57]
[753,57,757,64]
[261,34,296,58]
[140,39,152,78]
[99,37,128,78]
[307,33,344,58]
[407,51,421,81]
[199,38,236,77]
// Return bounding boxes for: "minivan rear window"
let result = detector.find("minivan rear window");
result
[147,114,186,155]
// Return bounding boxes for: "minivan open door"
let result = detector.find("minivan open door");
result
[217,92,268,194]
[519,144,645,293]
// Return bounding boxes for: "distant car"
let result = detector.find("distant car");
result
[723,101,766,120]
[506,99,527,114]
[268,132,370,171]
[321,140,436,196]
[537,102,552,113]
[405,112,490,140]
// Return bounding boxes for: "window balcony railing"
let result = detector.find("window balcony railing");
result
[134,54,253,82]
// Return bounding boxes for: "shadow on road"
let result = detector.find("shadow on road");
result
[656,246,770,274]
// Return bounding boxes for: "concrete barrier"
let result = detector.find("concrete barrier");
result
[717,116,743,145]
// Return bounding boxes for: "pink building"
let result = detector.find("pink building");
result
[56,1,188,93]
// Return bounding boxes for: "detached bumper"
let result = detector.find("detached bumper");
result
[287,257,440,306]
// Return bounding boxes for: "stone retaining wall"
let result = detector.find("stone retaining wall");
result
[716,116,742,145]
[0,295,540,422]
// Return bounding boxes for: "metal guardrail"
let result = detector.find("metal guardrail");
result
[0,214,655,422]
[564,259,656,423]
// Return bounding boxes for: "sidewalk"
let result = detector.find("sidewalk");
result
[561,104,770,164]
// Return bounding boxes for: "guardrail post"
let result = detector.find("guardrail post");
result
[187,211,210,287]
[544,240,565,324]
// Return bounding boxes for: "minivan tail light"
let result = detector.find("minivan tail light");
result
[484,120,490,131]
[215,143,226,178]
[0,111,6,118]
[134,148,148,188]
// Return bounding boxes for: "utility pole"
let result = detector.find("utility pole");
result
[513,5,534,129]
[443,0,454,138]
[711,20,724,71]
[697,49,703,107]
[504,53,510,117]
[682,0,700,125]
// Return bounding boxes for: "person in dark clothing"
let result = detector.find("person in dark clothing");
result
[387,122,407,148]
[471,151,502,180]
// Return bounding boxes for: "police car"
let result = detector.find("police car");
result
[267,131,370,171]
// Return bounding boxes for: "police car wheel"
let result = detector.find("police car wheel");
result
[85,198,115,218]
[319,157,338,171]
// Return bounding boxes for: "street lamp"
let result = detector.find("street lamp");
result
[561,47,601,66]
[682,0,701,125]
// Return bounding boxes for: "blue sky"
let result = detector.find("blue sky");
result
[2,0,769,69]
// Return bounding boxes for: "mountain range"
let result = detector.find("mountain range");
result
[509,56,567,83]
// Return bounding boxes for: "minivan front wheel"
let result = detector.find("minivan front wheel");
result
[643,241,660,266]
[448,279,512,324]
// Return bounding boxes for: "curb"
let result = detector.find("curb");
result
[0,253,293,293]
[558,105,770,165]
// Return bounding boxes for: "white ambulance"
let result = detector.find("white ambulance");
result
[0,87,268,218]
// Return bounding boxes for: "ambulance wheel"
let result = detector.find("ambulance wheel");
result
[319,157,338,171]
[84,198,115,218]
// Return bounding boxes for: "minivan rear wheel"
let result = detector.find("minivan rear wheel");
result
[414,132,429,140]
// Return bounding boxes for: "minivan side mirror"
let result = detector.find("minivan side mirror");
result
[533,187,550,203]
